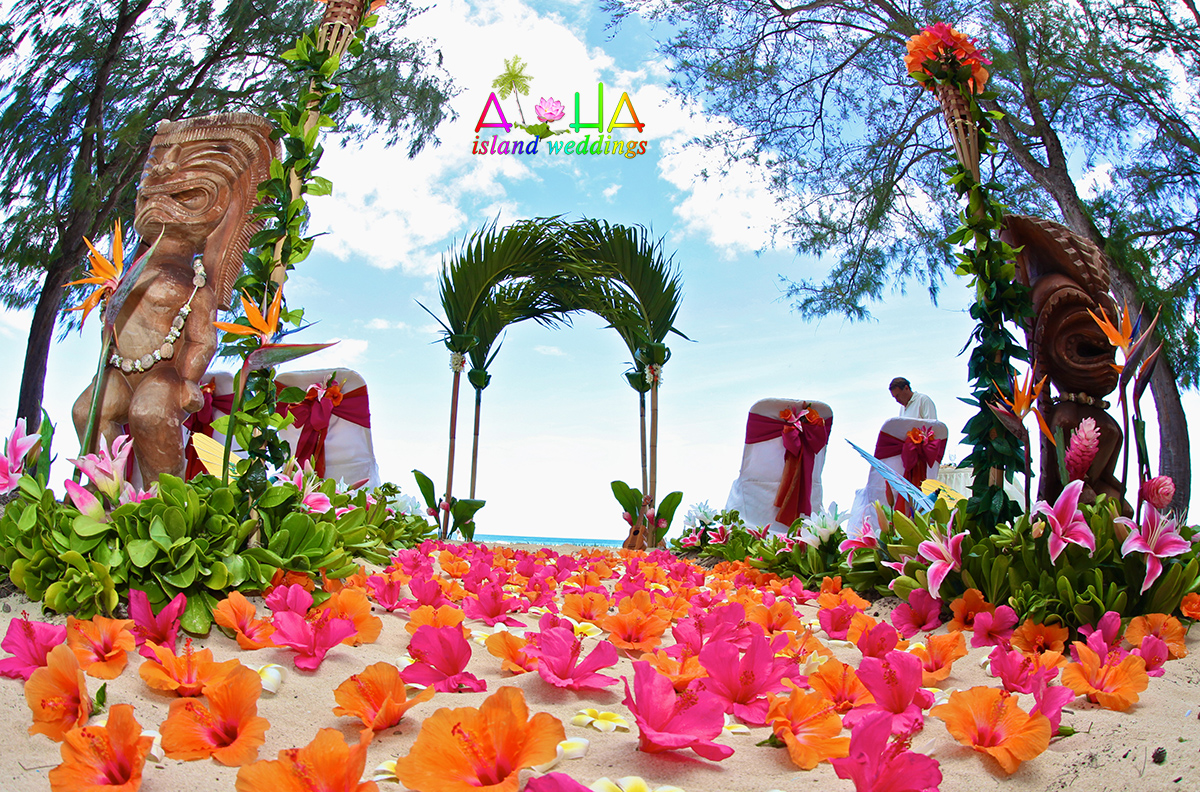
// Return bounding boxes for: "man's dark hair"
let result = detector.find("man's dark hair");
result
[889,377,911,391]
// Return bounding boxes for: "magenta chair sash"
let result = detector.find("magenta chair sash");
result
[745,412,832,526]
[874,431,947,488]
[276,384,371,478]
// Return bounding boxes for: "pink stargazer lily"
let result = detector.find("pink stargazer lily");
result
[1033,480,1096,563]
[64,479,108,522]
[0,612,67,680]
[527,625,618,691]
[0,419,40,495]
[118,482,158,505]
[284,464,332,513]
[706,523,731,545]
[127,589,186,660]
[622,660,734,760]
[839,517,880,564]
[1116,506,1191,592]
[917,522,966,599]
[69,434,132,501]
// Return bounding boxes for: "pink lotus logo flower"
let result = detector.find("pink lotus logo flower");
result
[535,96,565,122]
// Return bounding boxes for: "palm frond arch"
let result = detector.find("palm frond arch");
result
[426,217,686,547]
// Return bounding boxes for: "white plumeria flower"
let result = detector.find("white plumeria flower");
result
[827,639,855,649]
[571,708,630,732]
[800,652,829,676]
[256,663,286,694]
[396,653,415,670]
[527,606,553,617]
[532,737,590,772]
[591,777,685,792]
[648,582,670,593]
[472,623,527,645]
[723,713,750,735]
[372,759,399,783]
[801,617,821,630]
[573,621,603,639]
[907,641,927,654]
[928,687,954,707]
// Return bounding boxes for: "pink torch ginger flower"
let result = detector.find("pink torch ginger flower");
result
[1064,417,1100,481]
[1116,505,1191,592]
[1033,479,1096,563]
[535,97,565,122]
[622,661,734,760]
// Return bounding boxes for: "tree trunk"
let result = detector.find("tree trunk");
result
[442,369,461,539]
[639,390,648,497]
[469,387,482,500]
[16,260,76,427]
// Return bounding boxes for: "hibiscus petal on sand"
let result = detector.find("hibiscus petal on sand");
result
[0,612,66,681]
[622,660,734,760]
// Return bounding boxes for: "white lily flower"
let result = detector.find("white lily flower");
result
[256,663,286,694]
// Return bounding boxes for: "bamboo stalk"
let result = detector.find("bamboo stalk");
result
[639,390,648,497]
[443,368,462,539]
[649,381,658,508]
[469,388,482,499]
[75,332,114,480]
[221,370,247,488]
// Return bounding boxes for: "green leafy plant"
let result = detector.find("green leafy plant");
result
[412,469,483,542]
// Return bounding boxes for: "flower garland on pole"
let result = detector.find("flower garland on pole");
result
[214,0,385,500]
[905,24,1032,530]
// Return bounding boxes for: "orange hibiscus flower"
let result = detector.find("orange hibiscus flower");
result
[318,588,381,646]
[394,687,563,792]
[48,703,152,792]
[333,662,435,732]
[1180,592,1200,620]
[236,728,377,792]
[561,591,612,626]
[1061,643,1149,711]
[601,608,670,652]
[910,630,968,686]
[67,615,135,679]
[1010,620,1069,659]
[406,604,468,637]
[140,639,240,697]
[161,665,271,766]
[807,657,874,713]
[1124,613,1187,659]
[640,648,707,691]
[932,687,1051,773]
[905,22,991,92]
[777,627,833,662]
[26,644,92,741]
[214,591,277,650]
[484,632,537,675]
[747,600,804,636]
[947,589,995,632]
[766,688,850,770]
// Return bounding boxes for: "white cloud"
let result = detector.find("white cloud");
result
[281,338,369,371]
[602,184,621,201]
[534,345,566,356]
[366,318,408,331]
[1079,163,1114,200]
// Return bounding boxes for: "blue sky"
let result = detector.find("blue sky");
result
[2,0,1198,541]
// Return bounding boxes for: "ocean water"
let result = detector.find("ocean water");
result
[471,533,625,548]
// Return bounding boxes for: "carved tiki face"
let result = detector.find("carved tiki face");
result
[134,113,277,309]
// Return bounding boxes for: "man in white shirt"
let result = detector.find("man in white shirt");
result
[889,377,937,420]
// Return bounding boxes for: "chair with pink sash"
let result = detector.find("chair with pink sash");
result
[274,369,380,488]
[183,372,236,479]
[848,417,949,533]
[725,398,834,534]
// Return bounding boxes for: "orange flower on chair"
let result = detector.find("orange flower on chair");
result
[766,687,850,770]
[214,591,277,650]
[161,665,271,766]
[394,686,563,792]
[48,703,152,792]
[67,615,135,679]
[333,662,435,731]
[1061,642,1149,711]
[26,644,92,741]
[140,638,240,697]
[910,630,968,686]
[1124,613,1187,659]
[236,728,377,792]
[932,686,1051,773]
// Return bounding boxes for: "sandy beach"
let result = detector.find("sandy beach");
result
[1,543,1197,792]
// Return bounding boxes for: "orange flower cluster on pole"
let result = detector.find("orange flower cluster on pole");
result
[904,22,991,93]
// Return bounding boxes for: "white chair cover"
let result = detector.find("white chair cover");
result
[725,398,834,534]
[274,369,381,488]
[848,417,949,534]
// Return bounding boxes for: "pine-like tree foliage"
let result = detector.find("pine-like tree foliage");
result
[0,0,455,421]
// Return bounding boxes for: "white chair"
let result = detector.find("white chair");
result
[725,398,834,534]
[848,417,949,534]
[274,369,381,488]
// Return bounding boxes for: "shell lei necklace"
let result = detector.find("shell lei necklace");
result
[109,256,206,374]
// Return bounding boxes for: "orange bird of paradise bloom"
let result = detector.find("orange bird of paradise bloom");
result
[1088,305,1135,360]
[213,287,283,346]
[932,686,1052,773]
[994,368,1055,445]
[48,703,153,792]
[394,686,564,792]
[66,221,126,326]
